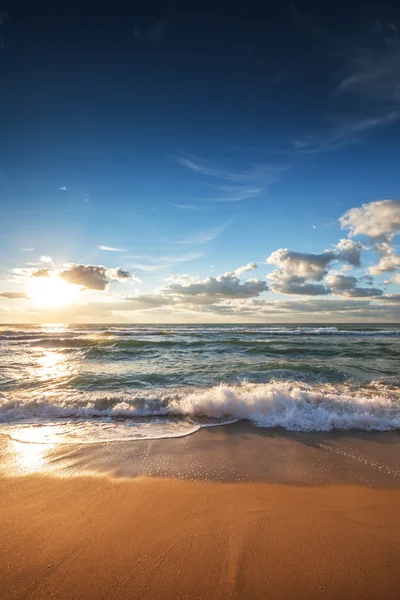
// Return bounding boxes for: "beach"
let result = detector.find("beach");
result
[1,423,400,600]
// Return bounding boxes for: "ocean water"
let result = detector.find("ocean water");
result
[0,323,399,444]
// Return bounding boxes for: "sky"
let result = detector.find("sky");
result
[0,0,400,323]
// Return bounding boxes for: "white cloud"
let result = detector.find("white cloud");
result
[60,264,133,291]
[162,272,268,301]
[58,186,67,191]
[40,255,52,263]
[177,153,250,182]
[367,242,400,275]
[267,248,336,284]
[171,204,205,211]
[325,273,358,291]
[197,186,263,203]
[340,199,400,241]
[233,263,257,276]
[176,152,285,202]
[98,245,125,252]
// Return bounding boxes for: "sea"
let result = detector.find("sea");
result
[0,323,399,444]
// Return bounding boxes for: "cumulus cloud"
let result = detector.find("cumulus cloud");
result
[233,263,257,276]
[325,274,358,291]
[335,238,364,266]
[60,264,132,291]
[340,287,383,298]
[272,282,330,295]
[0,292,28,299]
[124,270,268,312]
[33,269,51,278]
[367,242,400,275]
[340,199,400,242]
[40,255,52,263]
[267,248,336,284]
[162,272,268,301]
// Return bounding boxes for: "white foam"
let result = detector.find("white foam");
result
[0,381,399,436]
[171,382,400,431]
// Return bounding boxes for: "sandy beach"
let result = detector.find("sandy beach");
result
[1,424,400,600]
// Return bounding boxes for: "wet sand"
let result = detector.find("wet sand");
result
[1,423,400,599]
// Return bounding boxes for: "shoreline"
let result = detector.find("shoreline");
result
[1,421,399,486]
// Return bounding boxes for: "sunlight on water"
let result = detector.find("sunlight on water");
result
[40,323,67,333]
[28,349,70,384]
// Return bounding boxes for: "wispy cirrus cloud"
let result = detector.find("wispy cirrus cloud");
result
[171,222,231,245]
[293,112,399,154]
[171,204,207,211]
[127,252,204,271]
[176,151,286,203]
[98,245,125,252]
[292,32,400,155]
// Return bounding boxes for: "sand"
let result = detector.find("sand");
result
[1,423,400,600]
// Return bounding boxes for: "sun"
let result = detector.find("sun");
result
[29,275,78,307]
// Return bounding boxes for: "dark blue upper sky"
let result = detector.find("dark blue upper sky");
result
[1,0,399,322]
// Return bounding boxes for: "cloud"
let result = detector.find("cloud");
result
[21,248,34,252]
[233,263,257,276]
[340,200,400,275]
[340,199,400,242]
[171,222,230,245]
[171,204,205,211]
[177,154,250,182]
[199,186,263,203]
[272,282,330,295]
[325,273,358,291]
[33,269,51,278]
[337,41,400,108]
[124,269,268,312]
[335,238,364,267]
[58,186,67,191]
[176,152,286,202]
[98,245,125,252]
[267,248,336,284]
[340,287,383,298]
[267,241,383,297]
[60,264,132,291]
[0,292,28,299]
[162,272,268,301]
[292,113,398,154]
[367,242,400,275]
[40,255,52,263]
[128,252,203,271]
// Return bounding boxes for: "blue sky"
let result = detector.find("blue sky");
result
[0,0,399,322]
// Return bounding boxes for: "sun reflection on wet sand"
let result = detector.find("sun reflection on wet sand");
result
[1,426,58,475]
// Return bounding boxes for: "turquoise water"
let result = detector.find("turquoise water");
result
[0,323,399,442]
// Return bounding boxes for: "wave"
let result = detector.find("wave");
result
[0,381,399,434]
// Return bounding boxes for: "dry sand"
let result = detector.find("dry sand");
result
[1,423,400,600]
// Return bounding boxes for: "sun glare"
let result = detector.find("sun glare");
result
[29,276,78,307]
